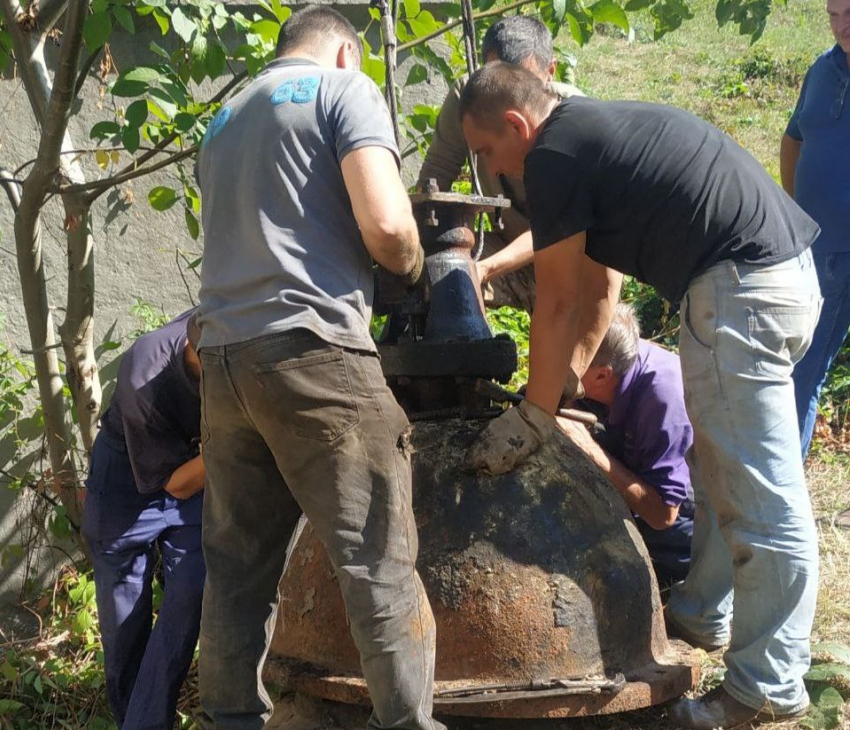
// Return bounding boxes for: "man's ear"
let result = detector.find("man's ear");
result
[546,59,557,80]
[596,365,615,384]
[336,40,359,70]
[504,109,533,140]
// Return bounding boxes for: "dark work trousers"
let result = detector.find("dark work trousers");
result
[83,432,205,730]
[196,330,444,730]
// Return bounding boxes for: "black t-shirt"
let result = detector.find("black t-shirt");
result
[101,309,200,494]
[526,98,820,302]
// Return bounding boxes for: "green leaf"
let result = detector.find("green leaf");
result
[149,186,179,211]
[83,11,112,52]
[206,41,227,80]
[149,41,170,59]
[185,209,200,240]
[405,63,428,86]
[122,125,140,153]
[171,7,196,42]
[404,0,421,18]
[123,66,164,84]
[112,5,135,34]
[552,0,567,23]
[407,10,440,37]
[624,0,655,9]
[590,0,630,32]
[90,120,121,139]
[125,99,148,128]
[812,643,850,665]
[149,88,178,119]
[190,35,209,84]
[152,8,170,35]
[800,685,844,729]
[111,77,148,97]
[251,18,281,44]
[805,663,850,684]
[0,699,24,714]
[174,112,196,131]
[651,0,695,39]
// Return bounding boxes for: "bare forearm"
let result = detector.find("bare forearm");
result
[570,263,622,378]
[478,230,534,284]
[525,299,581,414]
[779,134,801,198]
[164,454,205,500]
[579,439,678,529]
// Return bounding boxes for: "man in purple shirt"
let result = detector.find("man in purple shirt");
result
[83,309,205,730]
[557,303,694,586]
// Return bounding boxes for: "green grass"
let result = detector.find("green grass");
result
[571,0,833,179]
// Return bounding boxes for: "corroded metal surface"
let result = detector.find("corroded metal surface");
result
[271,420,701,716]
[285,642,699,718]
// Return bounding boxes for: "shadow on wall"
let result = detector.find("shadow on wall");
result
[0,321,125,604]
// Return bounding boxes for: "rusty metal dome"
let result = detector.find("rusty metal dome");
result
[271,419,699,719]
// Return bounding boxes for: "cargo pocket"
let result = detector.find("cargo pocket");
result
[255,350,360,441]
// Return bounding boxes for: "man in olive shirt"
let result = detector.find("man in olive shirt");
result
[418,15,582,312]
[460,64,821,729]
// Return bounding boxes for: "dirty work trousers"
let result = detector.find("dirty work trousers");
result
[793,250,850,457]
[668,249,822,714]
[196,330,444,730]
[84,432,205,730]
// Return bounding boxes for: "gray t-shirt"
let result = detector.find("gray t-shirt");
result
[195,58,400,351]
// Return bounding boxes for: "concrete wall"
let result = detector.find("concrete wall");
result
[0,0,452,602]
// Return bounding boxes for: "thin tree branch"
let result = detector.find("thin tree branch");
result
[73,44,102,99]
[397,0,538,53]
[37,0,68,33]
[59,146,198,196]
[0,167,23,210]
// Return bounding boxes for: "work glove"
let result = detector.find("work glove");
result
[374,246,427,306]
[465,399,556,476]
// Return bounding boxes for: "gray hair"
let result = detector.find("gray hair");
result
[591,302,641,377]
[481,16,555,73]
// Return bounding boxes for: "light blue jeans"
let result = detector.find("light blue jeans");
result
[668,249,822,713]
[793,250,850,457]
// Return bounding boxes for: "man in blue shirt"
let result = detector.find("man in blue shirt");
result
[83,310,205,730]
[781,0,850,512]
[556,303,694,586]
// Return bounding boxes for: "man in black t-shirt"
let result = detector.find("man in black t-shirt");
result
[459,63,822,729]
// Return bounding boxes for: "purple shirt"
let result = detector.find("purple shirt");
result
[101,309,200,494]
[606,340,693,508]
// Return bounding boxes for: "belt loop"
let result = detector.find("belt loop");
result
[731,261,741,285]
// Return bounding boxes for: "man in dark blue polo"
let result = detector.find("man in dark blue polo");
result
[781,0,850,520]
[83,309,205,730]
[557,303,694,586]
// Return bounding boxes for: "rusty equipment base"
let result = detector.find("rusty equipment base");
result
[279,641,699,718]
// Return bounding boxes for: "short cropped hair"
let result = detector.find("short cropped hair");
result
[481,16,554,71]
[275,6,363,63]
[591,302,641,377]
[458,62,556,130]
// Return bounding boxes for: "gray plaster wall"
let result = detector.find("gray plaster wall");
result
[0,0,452,602]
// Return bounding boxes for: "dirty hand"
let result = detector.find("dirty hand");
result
[465,399,556,475]
[374,246,427,305]
[556,416,595,454]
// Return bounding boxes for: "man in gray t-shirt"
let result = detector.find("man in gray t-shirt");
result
[194,7,444,730]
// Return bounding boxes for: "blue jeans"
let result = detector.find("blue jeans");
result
[668,250,821,713]
[793,250,850,457]
[83,433,206,730]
